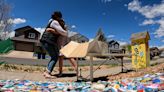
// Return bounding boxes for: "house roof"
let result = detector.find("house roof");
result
[150,47,159,50]
[108,40,115,44]
[159,48,164,52]
[15,26,40,37]
[131,31,150,41]
[108,40,119,45]
[112,41,119,45]
[69,33,89,42]
[15,26,31,31]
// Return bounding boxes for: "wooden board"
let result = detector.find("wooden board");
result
[60,41,89,58]
[60,35,109,58]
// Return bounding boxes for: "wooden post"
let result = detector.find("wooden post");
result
[90,56,93,81]
[76,58,79,81]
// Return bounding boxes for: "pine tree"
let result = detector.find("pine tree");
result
[96,28,107,42]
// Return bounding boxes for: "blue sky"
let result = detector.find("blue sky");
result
[7,0,164,47]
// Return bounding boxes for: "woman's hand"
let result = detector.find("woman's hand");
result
[46,28,59,35]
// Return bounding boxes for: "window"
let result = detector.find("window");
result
[115,44,119,49]
[28,33,35,39]
[112,45,114,49]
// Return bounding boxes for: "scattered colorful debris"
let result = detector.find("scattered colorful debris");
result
[0,73,163,92]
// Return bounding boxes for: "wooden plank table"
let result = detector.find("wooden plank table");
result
[86,53,131,81]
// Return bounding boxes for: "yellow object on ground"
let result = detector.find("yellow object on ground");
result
[131,31,150,69]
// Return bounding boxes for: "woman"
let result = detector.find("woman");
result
[47,24,77,77]
[40,11,67,78]
[57,33,77,77]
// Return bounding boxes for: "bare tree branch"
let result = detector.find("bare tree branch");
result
[0,0,12,40]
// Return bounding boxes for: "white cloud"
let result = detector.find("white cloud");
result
[71,25,76,29]
[107,35,115,38]
[13,18,26,24]
[118,41,128,46]
[0,21,5,30]
[128,0,164,38]
[8,31,15,38]
[34,27,45,33]
[8,18,26,25]
[150,45,164,49]
[128,0,164,19]
[140,19,156,26]
[68,31,78,37]
[34,27,45,38]
[158,45,164,49]
[154,18,164,38]
[101,0,112,3]
[139,18,164,38]
[128,0,141,12]
[89,38,94,42]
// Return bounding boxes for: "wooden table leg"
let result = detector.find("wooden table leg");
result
[76,58,79,81]
[90,56,93,81]
[121,57,123,72]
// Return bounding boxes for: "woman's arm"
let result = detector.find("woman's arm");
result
[50,20,67,37]
[46,28,59,35]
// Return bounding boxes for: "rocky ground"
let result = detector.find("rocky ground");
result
[0,62,163,92]
[0,60,163,81]
[0,59,117,73]
[107,63,164,81]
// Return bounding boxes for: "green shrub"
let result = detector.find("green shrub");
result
[0,38,14,53]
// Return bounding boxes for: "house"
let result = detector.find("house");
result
[11,26,89,59]
[12,26,40,52]
[107,40,124,53]
[150,47,160,56]
[150,47,160,59]
[108,40,119,49]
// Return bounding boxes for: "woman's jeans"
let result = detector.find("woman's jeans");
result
[41,42,59,73]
